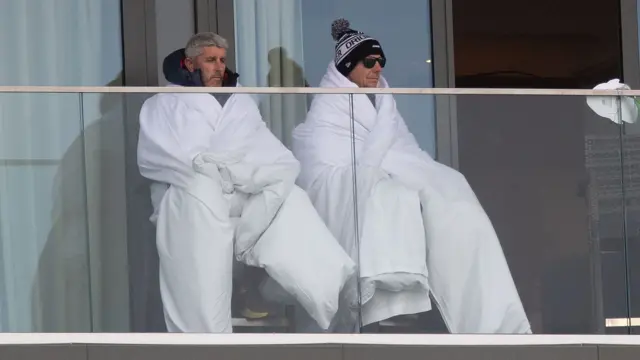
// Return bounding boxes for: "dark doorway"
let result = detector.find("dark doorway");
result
[453,0,623,88]
[452,0,628,334]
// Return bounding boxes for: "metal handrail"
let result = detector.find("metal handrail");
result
[0,86,638,96]
[0,159,61,165]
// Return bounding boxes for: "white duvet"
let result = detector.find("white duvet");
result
[138,85,355,333]
[292,62,531,333]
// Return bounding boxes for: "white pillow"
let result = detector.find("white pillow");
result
[251,186,356,330]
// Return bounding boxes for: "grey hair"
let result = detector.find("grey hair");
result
[185,32,228,58]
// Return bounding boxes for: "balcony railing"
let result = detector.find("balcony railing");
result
[0,86,638,339]
[1,86,640,95]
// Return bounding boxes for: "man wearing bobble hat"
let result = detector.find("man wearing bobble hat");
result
[292,19,531,334]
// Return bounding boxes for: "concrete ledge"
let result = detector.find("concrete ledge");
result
[86,344,343,360]
[0,335,639,360]
[2,333,640,345]
[0,344,86,360]
[1,343,639,360]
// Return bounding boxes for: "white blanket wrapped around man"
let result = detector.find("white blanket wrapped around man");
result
[138,86,356,333]
[292,62,532,333]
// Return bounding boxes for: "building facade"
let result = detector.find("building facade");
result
[2,0,640,345]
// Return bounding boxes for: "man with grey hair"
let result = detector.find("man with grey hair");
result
[182,32,229,87]
[137,32,356,333]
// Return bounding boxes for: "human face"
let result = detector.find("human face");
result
[347,55,385,88]
[184,46,227,87]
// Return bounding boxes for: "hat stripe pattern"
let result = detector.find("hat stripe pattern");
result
[335,33,373,64]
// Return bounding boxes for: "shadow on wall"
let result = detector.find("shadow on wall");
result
[118,89,166,332]
[267,47,310,89]
[32,73,134,332]
[265,47,310,147]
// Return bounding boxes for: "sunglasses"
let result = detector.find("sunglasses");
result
[362,57,386,69]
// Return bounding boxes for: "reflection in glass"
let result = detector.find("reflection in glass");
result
[456,93,627,334]
[613,81,640,334]
[0,93,91,332]
[1,89,636,336]
[0,91,130,333]
[81,91,130,333]
[0,0,126,333]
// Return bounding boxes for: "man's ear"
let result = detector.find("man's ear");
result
[183,57,195,72]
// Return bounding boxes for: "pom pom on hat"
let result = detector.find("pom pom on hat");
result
[330,18,385,77]
[331,18,351,41]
